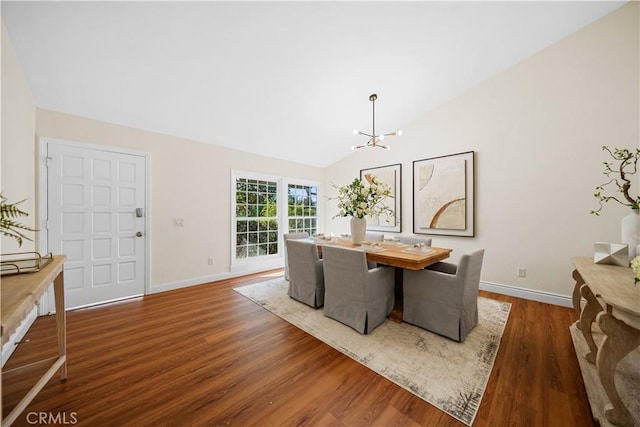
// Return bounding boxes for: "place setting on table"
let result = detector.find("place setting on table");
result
[309,232,452,269]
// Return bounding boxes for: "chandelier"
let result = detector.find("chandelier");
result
[351,93,402,151]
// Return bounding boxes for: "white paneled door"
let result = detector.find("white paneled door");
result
[47,141,147,309]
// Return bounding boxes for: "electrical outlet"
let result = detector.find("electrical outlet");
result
[517,267,527,277]
[207,257,215,265]
[173,218,184,227]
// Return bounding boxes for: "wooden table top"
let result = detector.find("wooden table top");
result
[1,255,66,344]
[572,256,640,318]
[312,238,452,270]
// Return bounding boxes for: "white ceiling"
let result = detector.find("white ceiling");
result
[2,1,626,167]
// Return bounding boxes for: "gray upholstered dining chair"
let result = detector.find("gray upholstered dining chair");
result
[286,239,325,308]
[402,249,485,342]
[283,232,310,280]
[322,245,395,334]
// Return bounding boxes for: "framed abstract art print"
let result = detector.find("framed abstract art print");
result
[413,151,475,237]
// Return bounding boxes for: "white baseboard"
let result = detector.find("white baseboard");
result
[150,266,282,294]
[151,272,233,294]
[480,280,572,308]
[152,271,572,308]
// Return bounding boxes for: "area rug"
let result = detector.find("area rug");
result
[234,278,511,426]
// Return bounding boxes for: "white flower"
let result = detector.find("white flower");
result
[330,176,395,221]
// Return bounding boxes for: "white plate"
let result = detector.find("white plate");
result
[402,247,435,255]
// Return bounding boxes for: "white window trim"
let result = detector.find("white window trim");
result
[285,180,320,236]
[230,170,322,275]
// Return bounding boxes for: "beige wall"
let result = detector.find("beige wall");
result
[325,3,639,299]
[35,109,324,290]
[1,23,37,253]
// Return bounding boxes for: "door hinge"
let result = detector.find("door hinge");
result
[45,156,53,167]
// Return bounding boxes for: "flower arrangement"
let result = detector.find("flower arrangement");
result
[631,256,640,285]
[332,176,394,220]
[591,146,640,215]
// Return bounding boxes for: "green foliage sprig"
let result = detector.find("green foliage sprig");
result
[1,194,37,247]
[331,176,394,220]
[631,256,640,285]
[591,146,640,216]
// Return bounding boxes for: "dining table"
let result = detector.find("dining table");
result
[309,237,453,321]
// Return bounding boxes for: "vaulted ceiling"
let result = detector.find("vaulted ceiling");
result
[2,1,625,167]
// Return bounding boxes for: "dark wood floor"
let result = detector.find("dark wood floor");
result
[2,269,594,426]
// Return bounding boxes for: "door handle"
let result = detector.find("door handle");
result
[136,231,143,237]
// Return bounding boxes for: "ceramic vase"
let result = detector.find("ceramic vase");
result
[350,216,367,244]
[621,209,640,261]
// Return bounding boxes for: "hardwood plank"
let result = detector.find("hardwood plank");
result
[2,270,595,426]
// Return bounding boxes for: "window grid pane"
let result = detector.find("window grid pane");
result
[235,177,279,259]
[287,184,318,236]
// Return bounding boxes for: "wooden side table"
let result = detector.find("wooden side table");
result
[1,255,67,426]
[571,257,640,427]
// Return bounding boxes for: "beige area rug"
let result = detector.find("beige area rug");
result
[569,323,640,427]
[234,277,511,426]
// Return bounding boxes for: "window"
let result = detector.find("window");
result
[232,171,321,269]
[235,178,279,259]
[287,184,318,236]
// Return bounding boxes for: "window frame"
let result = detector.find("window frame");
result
[231,170,321,273]
[233,175,280,261]
[286,182,319,237]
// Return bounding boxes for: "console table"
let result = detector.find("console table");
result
[1,255,67,426]
[571,257,640,427]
